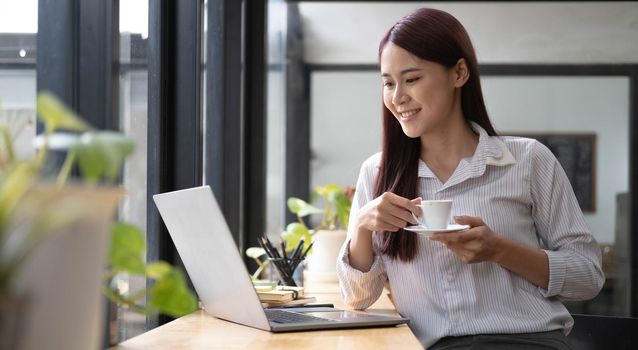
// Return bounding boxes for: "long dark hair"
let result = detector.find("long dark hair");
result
[374,8,497,262]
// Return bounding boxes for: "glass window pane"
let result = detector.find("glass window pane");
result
[116,0,149,342]
[0,0,37,160]
[266,0,287,239]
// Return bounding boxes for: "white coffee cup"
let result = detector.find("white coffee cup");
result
[411,200,453,230]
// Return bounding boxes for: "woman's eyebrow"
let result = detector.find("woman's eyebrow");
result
[381,67,423,77]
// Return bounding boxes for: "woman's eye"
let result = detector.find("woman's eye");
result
[383,81,394,88]
[406,77,421,83]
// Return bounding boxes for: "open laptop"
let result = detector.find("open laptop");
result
[153,185,409,332]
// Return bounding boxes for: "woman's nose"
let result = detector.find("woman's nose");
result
[392,86,409,106]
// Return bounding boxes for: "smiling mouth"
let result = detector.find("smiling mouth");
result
[397,108,421,119]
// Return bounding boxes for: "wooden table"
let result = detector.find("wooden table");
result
[110,279,423,350]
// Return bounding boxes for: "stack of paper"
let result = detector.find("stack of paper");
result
[261,297,317,308]
[254,285,316,307]
[255,286,305,301]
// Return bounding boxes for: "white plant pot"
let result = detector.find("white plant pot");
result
[305,229,346,281]
[10,185,122,350]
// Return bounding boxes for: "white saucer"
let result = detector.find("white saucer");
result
[404,224,470,236]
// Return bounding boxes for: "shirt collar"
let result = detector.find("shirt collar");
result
[417,121,516,181]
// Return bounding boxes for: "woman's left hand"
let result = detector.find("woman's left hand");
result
[429,215,503,264]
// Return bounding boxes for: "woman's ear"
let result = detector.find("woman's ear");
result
[453,58,470,88]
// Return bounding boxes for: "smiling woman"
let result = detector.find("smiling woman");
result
[336,7,603,350]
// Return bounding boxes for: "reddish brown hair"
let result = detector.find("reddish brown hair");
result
[374,8,497,262]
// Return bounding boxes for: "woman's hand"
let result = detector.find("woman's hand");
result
[430,215,550,289]
[429,215,504,264]
[357,192,422,233]
[349,192,421,272]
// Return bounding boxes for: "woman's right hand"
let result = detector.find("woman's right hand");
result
[357,192,422,233]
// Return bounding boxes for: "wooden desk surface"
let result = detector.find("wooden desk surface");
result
[111,280,423,350]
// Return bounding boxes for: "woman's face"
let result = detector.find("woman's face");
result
[380,43,461,138]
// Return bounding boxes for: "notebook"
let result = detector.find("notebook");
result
[152,185,409,332]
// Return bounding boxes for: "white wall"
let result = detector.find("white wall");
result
[310,72,383,190]
[299,2,638,64]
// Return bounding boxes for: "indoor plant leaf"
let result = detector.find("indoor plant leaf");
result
[147,267,198,318]
[36,92,90,132]
[246,247,267,259]
[281,222,312,252]
[287,197,322,217]
[330,190,351,229]
[74,132,135,183]
[109,222,146,275]
[145,261,172,279]
[314,184,341,198]
[0,163,36,237]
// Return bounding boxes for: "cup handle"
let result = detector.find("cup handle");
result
[411,211,425,227]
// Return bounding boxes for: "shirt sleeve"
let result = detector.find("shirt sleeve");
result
[530,141,605,300]
[336,155,388,310]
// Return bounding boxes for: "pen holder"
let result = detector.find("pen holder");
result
[268,257,304,287]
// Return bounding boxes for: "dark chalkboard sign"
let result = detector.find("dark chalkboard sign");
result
[511,133,596,212]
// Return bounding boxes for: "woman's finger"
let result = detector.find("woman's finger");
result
[379,200,417,225]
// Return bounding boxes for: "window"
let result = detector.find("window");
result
[0,0,37,160]
[116,0,149,342]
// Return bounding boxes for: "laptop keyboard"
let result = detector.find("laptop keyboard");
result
[265,309,337,324]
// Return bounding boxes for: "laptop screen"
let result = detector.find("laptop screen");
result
[153,186,271,331]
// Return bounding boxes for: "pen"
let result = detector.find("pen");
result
[300,241,314,260]
[291,239,304,260]
[260,237,290,282]
[281,240,287,260]
[276,303,335,309]
[290,240,312,272]
[257,237,270,257]
[259,237,276,259]
[302,303,334,308]
[265,237,281,259]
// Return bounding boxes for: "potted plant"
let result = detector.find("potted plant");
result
[246,185,353,284]
[0,92,196,350]
[286,184,353,278]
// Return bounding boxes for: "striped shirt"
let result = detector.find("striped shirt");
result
[336,122,604,348]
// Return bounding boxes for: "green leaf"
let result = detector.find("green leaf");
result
[286,197,306,214]
[287,197,322,217]
[0,126,16,164]
[281,223,311,252]
[36,92,90,132]
[246,247,266,259]
[298,204,323,217]
[0,163,36,237]
[148,267,198,318]
[330,191,351,229]
[146,261,172,279]
[109,222,146,275]
[74,131,135,183]
[314,184,341,198]
[74,140,104,183]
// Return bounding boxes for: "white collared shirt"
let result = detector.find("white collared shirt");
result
[336,123,604,348]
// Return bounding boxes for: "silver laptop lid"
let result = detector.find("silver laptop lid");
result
[153,186,270,331]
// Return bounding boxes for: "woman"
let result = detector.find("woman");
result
[336,8,604,349]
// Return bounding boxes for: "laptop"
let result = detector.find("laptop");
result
[153,185,409,332]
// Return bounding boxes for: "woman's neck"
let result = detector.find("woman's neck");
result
[419,116,479,182]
